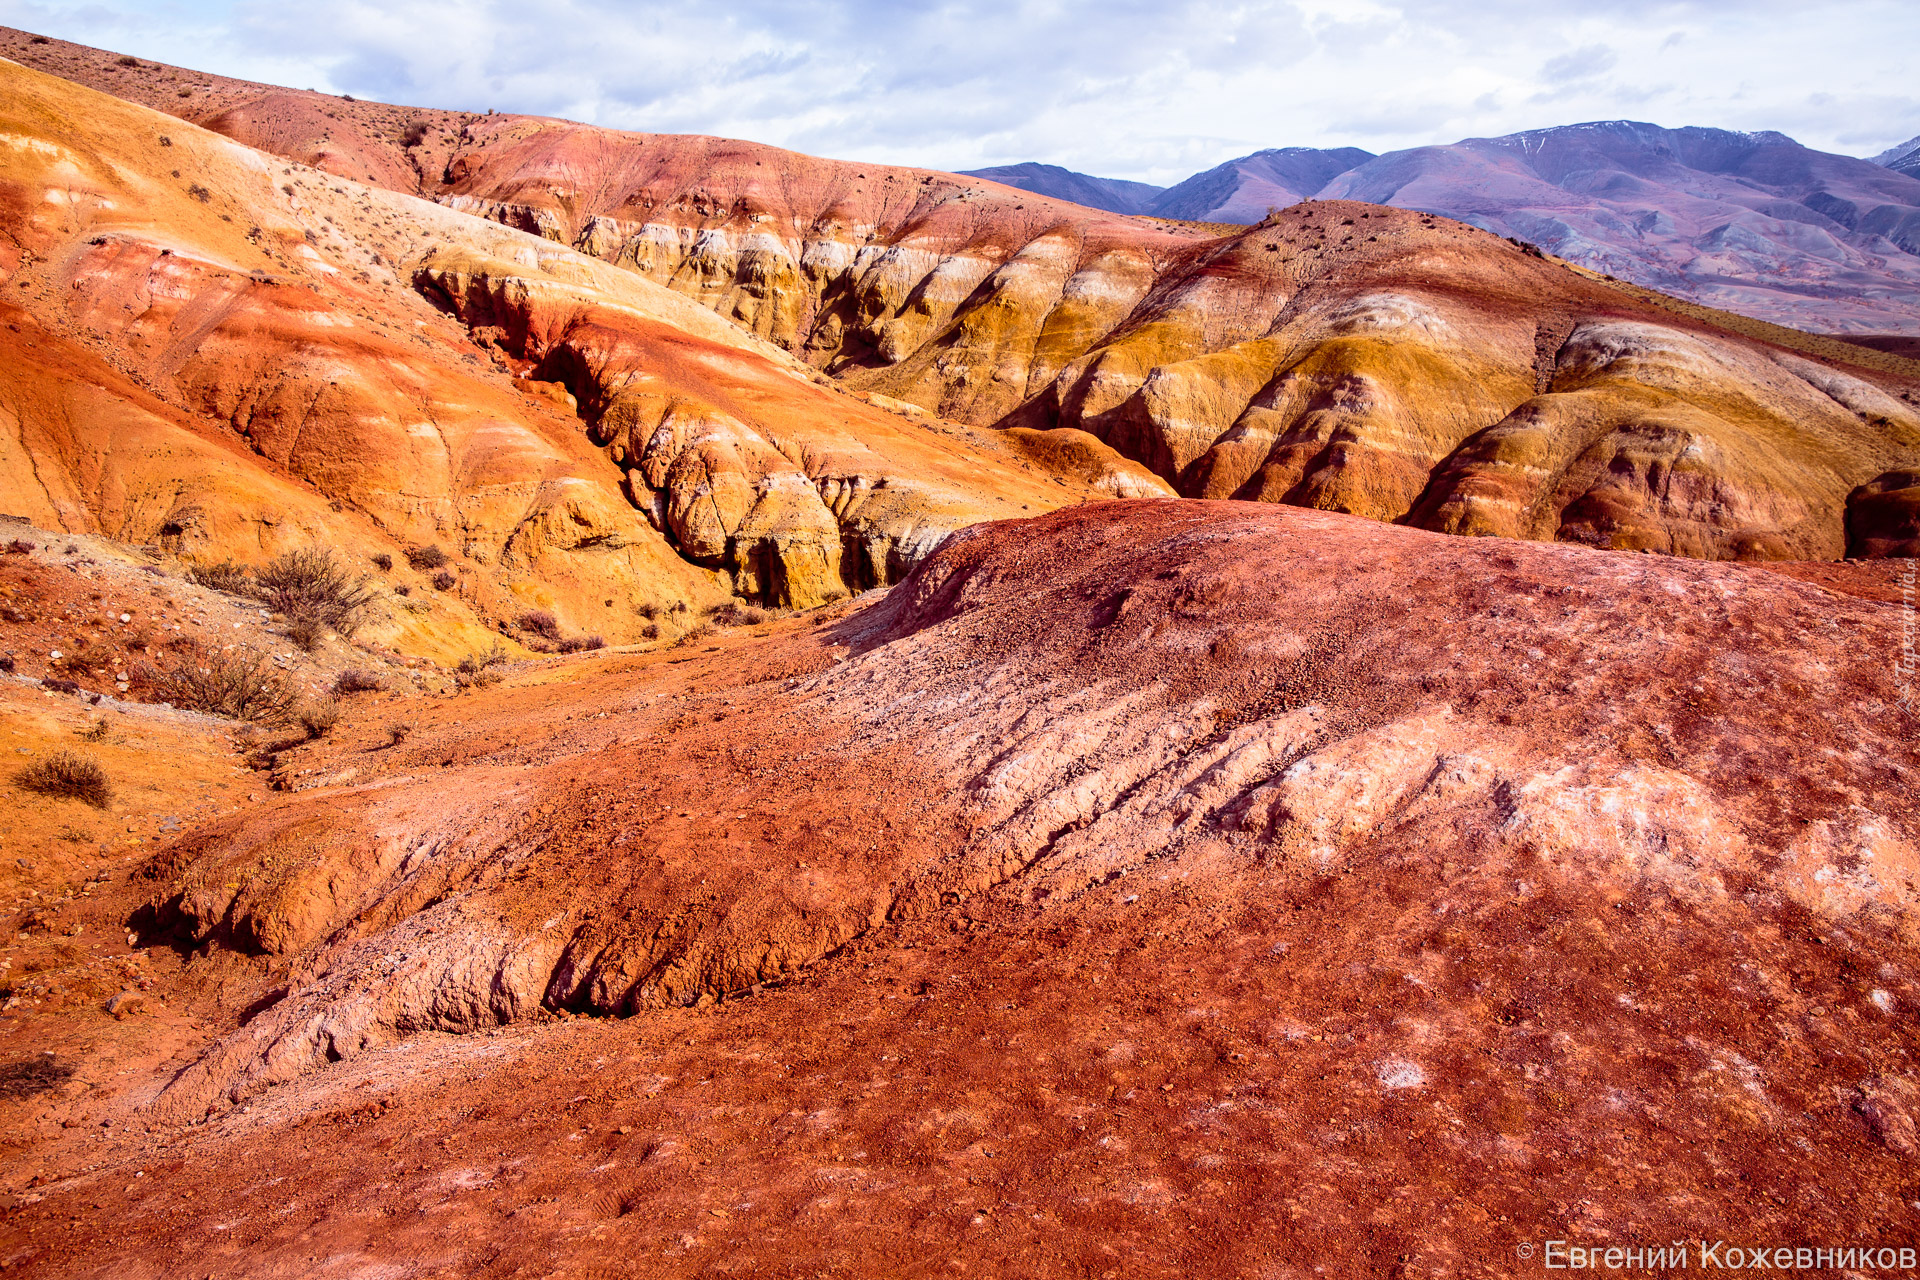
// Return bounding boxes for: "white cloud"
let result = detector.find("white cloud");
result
[4,0,1917,182]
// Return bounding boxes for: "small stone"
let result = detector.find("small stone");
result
[106,989,147,1019]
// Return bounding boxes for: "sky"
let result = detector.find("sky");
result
[3,0,1917,185]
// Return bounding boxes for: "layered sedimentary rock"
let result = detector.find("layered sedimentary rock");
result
[0,57,1117,627]
[6,31,1920,569]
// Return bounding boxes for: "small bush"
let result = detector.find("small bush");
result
[669,600,688,614]
[640,622,660,641]
[0,654,16,674]
[370,553,393,572]
[255,548,377,637]
[115,54,139,67]
[3,540,32,555]
[188,560,253,595]
[58,642,110,675]
[636,601,659,620]
[286,614,326,651]
[186,183,211,203]
[516,610,561,641]
[332,667,383,696]
[708,601,767,627]
[43,677,80,695]
[406,544,449,571]
[385,721,413,746]
[673,622,716,648]
[296,697,341,740]
[556,634,605,654]
[131,644,295,723]
[454,645,507,678]
[16,751,112,809]
[79,720,109,742]
[432,570,456,591]
[400,119,431,147]
[394,584,411,597]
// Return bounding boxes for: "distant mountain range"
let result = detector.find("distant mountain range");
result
[1880,135,1920,179]
[965,122,1920,334]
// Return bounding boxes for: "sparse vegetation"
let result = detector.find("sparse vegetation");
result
[516,609,562,640]
[15,751,112,809]
[186,184,211,203]
[385,721,413,746]
[371,552,393,572]
[640,622,661,641]
[556,635,605,653]
[432,570,456,591]
[4,540,32,555]
[131,644,296,723]
[115,54,139,67]
[708,601,768,627]
[188,560,253,595]
[254,547,377,638]
[674,622,717,648]
[0,1057,73,1099]
[406,544,449,571]
[286,614,326,652]
[332,668,384,696]
[636,601,660,620]
[296,697,342,740]
[79,720,109,743]
[454,646,507,688]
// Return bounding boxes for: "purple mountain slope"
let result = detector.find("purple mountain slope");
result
[1146,147,1376,223]
[959,162,1164,215]
[1878,135,1920,180]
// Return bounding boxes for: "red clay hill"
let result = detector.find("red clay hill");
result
[0,499,1914,1276]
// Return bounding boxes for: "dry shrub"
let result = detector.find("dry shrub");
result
[640,622,660,641]
[79,721,109,742]
[16,751,112,809]
[332,667,384,696]
[454,646,507,688]
[296,697,341,740]
[57,642,111,675]
[3,540,32,555]
[371,553,393,572]
[708,601,767,627]
[636,601,660,620]
[115,54,139,67]
[516,609,562,641]
[255,548,376,638]
[286,615,325,652]
[385,721,413,746]
[556,634,605,654]
[132,644,295,723]
[406,544,449,571]
[673,622,717,648]
[188,560,253,595]
[431,570,456,591]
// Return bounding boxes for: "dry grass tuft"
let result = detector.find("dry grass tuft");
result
[16,751,112,809]
[296,698,342,740]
